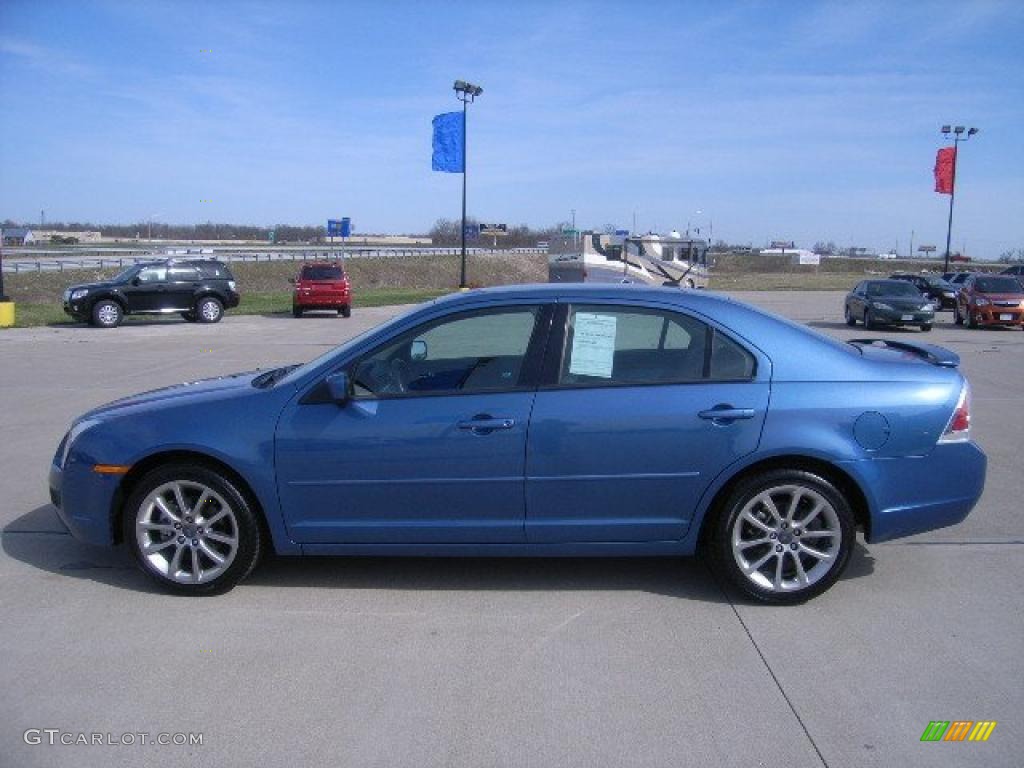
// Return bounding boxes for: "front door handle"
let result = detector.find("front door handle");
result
[457,415,516,435]
[698,405,756,424]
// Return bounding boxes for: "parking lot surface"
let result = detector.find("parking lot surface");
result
[1,292,1021,767]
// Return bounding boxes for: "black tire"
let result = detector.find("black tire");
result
[181,311,198,322]
[91,299,123,328]
[292,306,303,318]
[863,309,874,330]
[954,303,964,325]
[920,323,932,332]
[844,304,856,326]
[968,309,978,329]
[122,463,262,595]
[709,469,855,605]
[340,304,351,318]
[196,297,223,324]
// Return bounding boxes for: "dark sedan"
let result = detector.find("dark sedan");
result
[889,272,958,310]
[845,279,936,331]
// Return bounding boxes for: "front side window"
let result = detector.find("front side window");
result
[559,305,755,387]
[352,307,541,397]
[136,266,167,283]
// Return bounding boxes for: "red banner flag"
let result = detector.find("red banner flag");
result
[934,147,956,194]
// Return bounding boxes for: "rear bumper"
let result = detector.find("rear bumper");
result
[841,442,987,543]
[293,292,351,308]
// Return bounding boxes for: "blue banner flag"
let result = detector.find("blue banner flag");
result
[432,112,464,172]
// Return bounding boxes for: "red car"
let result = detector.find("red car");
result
[291,262,352,318]
[954,274,1024,328]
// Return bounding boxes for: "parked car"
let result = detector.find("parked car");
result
[291,261,351,317]
[49,285,985,603]
[844,279,936,331]
[63,259,239,328]
[954,274,1024,328]
[999,264,1024,276]
[889,272,958,310]
[946,271,974,287]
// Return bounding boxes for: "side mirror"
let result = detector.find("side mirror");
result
[131,277,141,286]
[410,339,428,361]
[324,372,352,405]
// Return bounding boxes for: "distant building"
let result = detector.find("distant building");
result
[31,229,103,243]
[2,227,32,245]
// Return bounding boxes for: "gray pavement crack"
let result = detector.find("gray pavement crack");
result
[706,562,830,768]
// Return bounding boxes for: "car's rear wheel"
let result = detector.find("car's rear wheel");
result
[92,300,123,328]
[197,297,223,324]
[954,303,964,325]
[844,304,856,326]
[920,323,932,332]
[711,469,854,604]
[340,304,351,318]
[292,306,303,318]
[123,464,261,595]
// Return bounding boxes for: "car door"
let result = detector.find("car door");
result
[848,282,866,316]
[125,265,168,311]
[165,265,201,310]
[525,302,769,543]
[275,303,552,545]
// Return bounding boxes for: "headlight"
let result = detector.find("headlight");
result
[974,297,990,306]
[70,288,89,300]
[228,280,237,291]
[943,291,955,297]
[61,418,101,468]
[922,303,935,312]
[873,302,893,310]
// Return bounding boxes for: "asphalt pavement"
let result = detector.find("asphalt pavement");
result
[1,292,1021,767]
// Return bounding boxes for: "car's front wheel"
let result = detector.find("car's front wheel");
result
[123,464,262,595]
[863,309,874,330]
[844,304,856,326]
[92,300,123,328]
[920,323,932,332]
[196,297,223,324]
[711,469,855,604]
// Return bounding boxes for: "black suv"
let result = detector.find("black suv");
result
[888,272,958,310]
[63,259,240,328]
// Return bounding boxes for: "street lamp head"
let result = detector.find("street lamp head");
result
[953,126,965,135]
[967,127,979,136]
[941,125,951,134]
[453,80,483,99]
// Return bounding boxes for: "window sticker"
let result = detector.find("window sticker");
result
[569,312,617,378]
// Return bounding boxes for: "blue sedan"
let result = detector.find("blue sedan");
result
[49,285,986,603]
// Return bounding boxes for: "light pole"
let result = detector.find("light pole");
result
[453,80,483,289]
[940,125,978,273]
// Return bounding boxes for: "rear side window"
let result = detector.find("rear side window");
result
[559,305,755,387]
[301,265,344,280]
[195,262,232,279]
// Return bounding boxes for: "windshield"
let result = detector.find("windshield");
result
[111,265,141,283]
[301,265,344,280]
[270,303,429,388]
[975,277,1022,293]
[867,281,920,298]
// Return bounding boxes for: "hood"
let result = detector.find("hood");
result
[82,370,261,420]
[67,279,120,292]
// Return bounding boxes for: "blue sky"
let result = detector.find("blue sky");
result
[1,0,1022,257]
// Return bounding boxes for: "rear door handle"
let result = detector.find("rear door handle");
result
[457,416,516,434]
[698,406,756,423]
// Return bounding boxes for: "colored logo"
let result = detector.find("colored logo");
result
[921,721,997,742]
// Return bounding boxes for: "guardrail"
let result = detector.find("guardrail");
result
[1,247,547,273]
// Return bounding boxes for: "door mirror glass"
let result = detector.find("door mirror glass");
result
[410,339,428,361]
[325,372,352,404]
[131,277,141,286]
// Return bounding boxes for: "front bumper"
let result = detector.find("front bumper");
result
[968,306,1024,326]
[48,460,121,546]
[872,308,935,326]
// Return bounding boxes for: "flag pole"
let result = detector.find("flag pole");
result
[943,143,957,275]
[460,96,468,289]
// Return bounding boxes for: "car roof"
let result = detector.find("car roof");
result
[300,261,344,268]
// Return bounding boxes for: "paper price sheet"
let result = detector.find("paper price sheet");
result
[569,312,617,378]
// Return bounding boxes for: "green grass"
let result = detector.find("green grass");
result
[1,288,450,328]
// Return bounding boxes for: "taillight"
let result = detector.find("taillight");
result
[938,382,971,443]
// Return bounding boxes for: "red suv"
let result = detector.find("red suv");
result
[291,262,351,318]
[954,274,1024,328]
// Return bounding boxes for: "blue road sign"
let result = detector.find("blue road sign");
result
[340,217,351,238]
